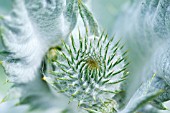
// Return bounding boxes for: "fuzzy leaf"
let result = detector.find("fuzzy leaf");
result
[114,0,170,112]
[0,0,90,112]
[78,0,99,36]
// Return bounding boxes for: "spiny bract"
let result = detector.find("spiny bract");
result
[44,32,129,113]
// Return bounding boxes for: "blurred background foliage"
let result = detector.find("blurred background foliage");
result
[0,0,12,97]
[0,0,13,94]
[91,0,130,34]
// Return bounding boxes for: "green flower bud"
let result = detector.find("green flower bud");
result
[45,31,129,113]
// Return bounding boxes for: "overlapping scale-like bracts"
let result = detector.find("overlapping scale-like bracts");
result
[45,31,129,113]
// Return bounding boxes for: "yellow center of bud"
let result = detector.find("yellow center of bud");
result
[86,58,99,70]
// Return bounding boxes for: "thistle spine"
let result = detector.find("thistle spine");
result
[45,31,129,113]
